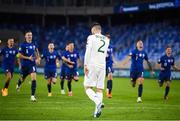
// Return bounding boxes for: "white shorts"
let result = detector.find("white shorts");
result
[84,65,106,89]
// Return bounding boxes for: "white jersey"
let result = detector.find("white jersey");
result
[84,33,110,69]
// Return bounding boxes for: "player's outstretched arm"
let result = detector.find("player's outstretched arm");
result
[61,56,74,65]
[35,48,41,65]
[122,55,131,65]
[172,65,179,71]
[18,53,33,61]
[146,60,155,76]
[77,58,83,68]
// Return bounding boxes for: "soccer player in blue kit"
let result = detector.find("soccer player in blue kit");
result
[16,31,41,101]
[124,40,154,102]
[157,46,179,100]
[62,41,81,96]
[41,43,60,97]
[0,38,18,96]
[60,44,73,95]
[105,34,114,98]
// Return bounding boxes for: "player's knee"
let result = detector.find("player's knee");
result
[108,73,113,80]
[31,73,36,80]
[138,78,144,84]
[52,78,57,84]
[96,88,103,93]
[74,76,79,82]
[166,81,171,87]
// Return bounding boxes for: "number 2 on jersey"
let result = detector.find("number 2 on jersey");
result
[98,39,105,53]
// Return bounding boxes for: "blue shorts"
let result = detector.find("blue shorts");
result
[66,68,79,80]
[44,69,57,79]
[60,67,67,79]
[158,72,171,83]
[130,71,143,81]
[20,65,37,78]
[106,65,114,75]
[2,65,14,75]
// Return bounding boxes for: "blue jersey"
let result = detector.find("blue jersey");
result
[106,45,113,67]
[61,50,69,70]
[158,55,174,74]
[19,41,37,67]
[0,46,18,70]
[64,50,80,69]
[41,50,60,71]
[129,49,148,72]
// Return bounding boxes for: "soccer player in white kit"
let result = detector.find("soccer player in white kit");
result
[84,23,110,118]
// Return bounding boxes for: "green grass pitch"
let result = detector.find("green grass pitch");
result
[0,73,180,120]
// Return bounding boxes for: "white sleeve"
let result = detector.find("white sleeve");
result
[84,36,93,66]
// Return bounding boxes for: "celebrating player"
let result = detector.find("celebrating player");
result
[62,41,81,96]
[157,46,179,100]
[41,43,60,97]
[123,40,154,103]
[84,23,110,118]
[16,31,40,101]
[60,44,70,94]
[0,38,18,96]
[105,34,114,98]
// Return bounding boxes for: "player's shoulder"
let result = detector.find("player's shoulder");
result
[87,34,96,40]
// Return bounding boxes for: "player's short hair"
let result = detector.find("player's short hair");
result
[105,34,111,39]
[90,22,101,30]
[136,39,143,43]
[24,30,32,35]
[66,40,74,45]
[166,45,171,49]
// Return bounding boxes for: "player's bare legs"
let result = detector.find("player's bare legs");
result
[47,78,52,96]
[16,74,27,91]
[106,72,113,98]
[164,81,171,100]
[67,79,73,96]
[137,77,144,103]
[85,86,102,117]
[30,72,37,101]
[2,72,12,96]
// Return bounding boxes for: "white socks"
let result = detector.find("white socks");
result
[86,88,100,105]
[96,92,103,103]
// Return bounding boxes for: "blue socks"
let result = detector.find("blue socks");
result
[138,84,143,97]
[31,80,36,96]
[107,80,112,94]
[47,84,51,93]
[67,80,72,92]
[165,86,170,97]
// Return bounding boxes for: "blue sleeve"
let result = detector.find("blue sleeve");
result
[158,57,162,64]
[56,51,61,60]
[172,57,175,66]
[129,50,134,57]
[18,43,24,54]
[0,48,5,56]
[62,51,68,58]
[15,49,18,55]
[144,52,148,61]
[0,48,2,55]
[41,51,46,59]
[77,52,80,59]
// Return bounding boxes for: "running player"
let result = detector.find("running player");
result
[105,34,114,98]
[84,23,110,118]
[157,46,179,100]
[41,43,60,97]
[62,41,81,96]
[16,31,40,101]
[1,38,18,96]
[123,40,154,103]
[60,44,70,94]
